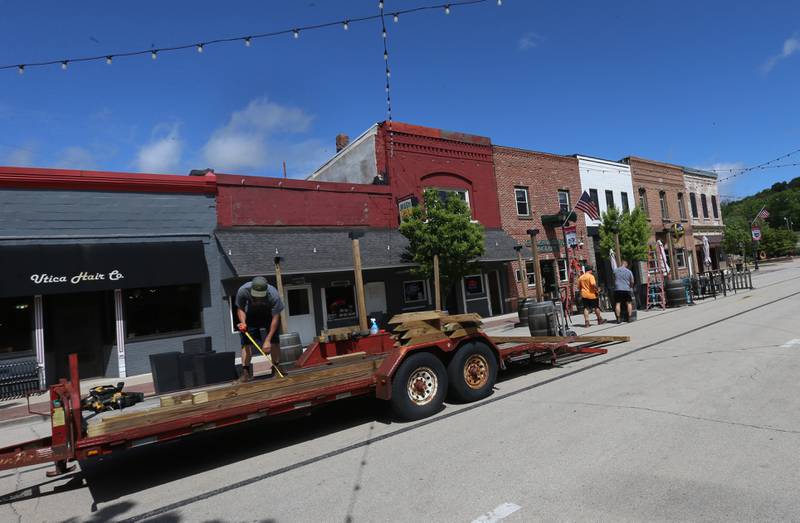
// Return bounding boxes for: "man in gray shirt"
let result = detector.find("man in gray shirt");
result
[235,276,284,381]
[613,260,635,323]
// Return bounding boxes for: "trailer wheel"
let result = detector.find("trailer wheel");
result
[447,341,497,403]
[390,352,448,421]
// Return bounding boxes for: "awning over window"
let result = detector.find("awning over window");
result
[216,228,517,278]
[0,241,207,297]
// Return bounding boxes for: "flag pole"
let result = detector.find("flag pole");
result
[751,205,765,226]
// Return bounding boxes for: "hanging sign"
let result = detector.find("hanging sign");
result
[563,225,577,247]
[751,226,761,241]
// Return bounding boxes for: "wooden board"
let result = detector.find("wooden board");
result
[447,327,482,339]
[489,335,630,345]
[91,357,384,437]
[401,332,448,347]
[441,313,483,324]
[442,321,482,333]
[401,326,444,339]
[388,311,444,324]
[392,320,440,333]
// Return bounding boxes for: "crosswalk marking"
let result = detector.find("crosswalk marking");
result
[471,502,521,523]
[781,339,800,348]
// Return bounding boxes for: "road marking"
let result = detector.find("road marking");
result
[471,502,521,523]
[781,339,800,348]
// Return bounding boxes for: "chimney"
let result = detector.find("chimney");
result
[189,168,214,176]
[335,133,350,152]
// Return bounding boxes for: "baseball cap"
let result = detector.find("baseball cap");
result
[584,265,593,272]
[250,276,268,298]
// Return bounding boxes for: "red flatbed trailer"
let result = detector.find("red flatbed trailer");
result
[0,331,626,477]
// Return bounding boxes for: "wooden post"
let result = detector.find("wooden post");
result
[527,229,544,302]
[667,232,678,280]
[433,254,442,311]
[514,246,528,299]
[273,257,288,335]
[614,232,622,267]
[349,232,369,331]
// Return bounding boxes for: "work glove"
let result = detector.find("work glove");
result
[237,323,247,333]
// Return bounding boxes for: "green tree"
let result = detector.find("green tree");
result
[761,226,797,257]
[598,207,651,262]
[399,189,485,309]
[721,216,751,258]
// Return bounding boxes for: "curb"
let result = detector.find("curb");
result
[0,412,50,428]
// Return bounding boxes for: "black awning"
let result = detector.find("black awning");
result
[0,241,207,297]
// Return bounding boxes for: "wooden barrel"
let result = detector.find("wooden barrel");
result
[527,301,556,337]
[517,298,531,324]
[665,280,687,307]
[278,332,303,367]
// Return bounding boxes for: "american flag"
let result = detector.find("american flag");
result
[575,191,600,221]
[757,207,770,220]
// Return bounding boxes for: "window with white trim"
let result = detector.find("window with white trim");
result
[558,190,570,215]
[676,249,687,268]
[557,259,568,282]
[402,280,427,303]
[525,261,537,287]
[514,187,530,216]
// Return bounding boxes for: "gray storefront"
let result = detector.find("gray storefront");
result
[0,181,231,384]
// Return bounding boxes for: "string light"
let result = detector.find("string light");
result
[151,50,158,60]
[384,51,389,60]
[497,0,502,5]
[382,28,387,38]
[61,61,68,70]
[17,65,24,75]
[3,0,498,74]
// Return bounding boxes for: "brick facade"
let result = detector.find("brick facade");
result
[624,157,695,278]
[493,146,589,304]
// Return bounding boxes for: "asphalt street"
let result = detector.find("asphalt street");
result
[1,260,799,522]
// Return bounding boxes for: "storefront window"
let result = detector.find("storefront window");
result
[125,284,202,339]
[557,259,568,282]
[324,285,357,324]
[0,297,34,358]
[403,280,427,303]
[463,275,484,296]
[676,249,687,268]
[525,261,536,287]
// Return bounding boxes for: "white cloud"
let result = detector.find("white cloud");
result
[136,123,183,173]
[4,145,36,166]
[518,32,543,51]
[697,161,745,196]
[762,34,799,73]
[202,97,327,176]
[55,146,97,170]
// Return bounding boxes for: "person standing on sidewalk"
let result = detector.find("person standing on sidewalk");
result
[613,260,635,323]
[577,266,606,328]
[235,276,284,382]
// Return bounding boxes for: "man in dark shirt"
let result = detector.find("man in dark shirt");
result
[235,276,284,382]
[613,260,635,323]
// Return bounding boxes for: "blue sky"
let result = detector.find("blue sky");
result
[0,0,798,198]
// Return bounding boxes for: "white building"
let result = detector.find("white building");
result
[683,167,725,271]
[575,155,636,287]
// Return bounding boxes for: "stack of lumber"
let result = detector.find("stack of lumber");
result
[86,356,383,438]
[388,311,483,346]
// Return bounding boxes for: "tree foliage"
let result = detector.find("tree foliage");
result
[598,207,652,263]
[398,189,485,308]
[721,216,750,257]
[761,226,797,257]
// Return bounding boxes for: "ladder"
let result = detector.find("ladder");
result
[645,245,666,310]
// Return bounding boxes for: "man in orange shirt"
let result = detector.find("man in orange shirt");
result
[577,266,606,328]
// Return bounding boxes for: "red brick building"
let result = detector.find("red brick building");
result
[492,147,590,304]
[623,157,695,278]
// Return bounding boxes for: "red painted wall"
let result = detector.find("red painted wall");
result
[375,122,502,228]
[216,174,396,228]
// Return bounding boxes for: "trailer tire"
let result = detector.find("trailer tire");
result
[447,341,497,403]
[390,352,448,421]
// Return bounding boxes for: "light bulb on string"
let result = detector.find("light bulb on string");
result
[343,20,349,30]
[382,29,387,38]
[17,65,24,75]
[196,44,204,53]
[293,29,300,39]
[386,68,391,78]
[497,0,502,5]
[378,1,384,9]
[61,61,68,70]
[151,50,158,60]
[444,5,451,15]
[244,37,251,47]
[106,56,113,65]
[393,13,399,22]
[384,51,388,61]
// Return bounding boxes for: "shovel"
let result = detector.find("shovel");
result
[242,329,285,378]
